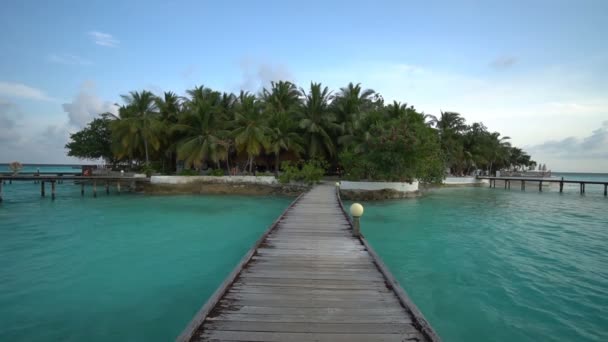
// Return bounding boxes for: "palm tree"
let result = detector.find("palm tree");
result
[299,82,338,160]
[261,81,301,115]
[268,114,304,174]
[119,90,160,166]
[429,111,467,173]
[156,92,182,172]
[262,81,302,173]
[333,83,375,137]
[107,104,144,166]
[429,111,467,133]
[173,94,229,169]
[232,92,270,173]
[488,132,511,175]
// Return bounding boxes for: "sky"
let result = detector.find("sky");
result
[0,0,607,172]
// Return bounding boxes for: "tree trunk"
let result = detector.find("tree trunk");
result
[143,138,150,165]
[275,152,280,176]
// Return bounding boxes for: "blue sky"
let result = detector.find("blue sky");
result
[1,0,607,171]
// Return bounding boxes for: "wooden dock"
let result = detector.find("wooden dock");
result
[0,175,150,202]
[178,184,439,342]
[478,176,608,196]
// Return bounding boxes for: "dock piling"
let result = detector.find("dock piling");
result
[41,181,45,197]
[560,177,564,193]
[0,181,3,203]
[105,181,109,195]
[539,181,543,192]
[604,184,607,197]
[521,180,525,191]
[51,181,56,200]
[81,183,84,196]
[93,181,97,198]
[117,182,121,194]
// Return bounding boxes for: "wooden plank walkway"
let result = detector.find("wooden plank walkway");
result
[178,184,439,342]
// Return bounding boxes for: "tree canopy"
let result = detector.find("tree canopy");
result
[65,117,114,162]
[64,81,534,181]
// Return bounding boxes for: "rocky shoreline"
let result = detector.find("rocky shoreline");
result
[339,188,421,201]
[140,181,308,197]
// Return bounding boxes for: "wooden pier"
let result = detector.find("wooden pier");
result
[178,184,439,342]
[0,175,149,202]
[478,176,608,196]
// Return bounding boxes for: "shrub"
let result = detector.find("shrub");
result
[278,160,326,185]
[9,161,23,175]
[142,165,155,177]
[179,169,198,176]
[208,168,225,176]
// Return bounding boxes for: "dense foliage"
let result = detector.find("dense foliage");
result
[65,81,534,181]
[65,118,114,162]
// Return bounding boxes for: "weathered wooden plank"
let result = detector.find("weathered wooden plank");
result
[204,321,418,334]
[199,330,424,342]
[223,292,398,302]
[218,306,408,316]
[228,286,391,295]
[207,313,411,324]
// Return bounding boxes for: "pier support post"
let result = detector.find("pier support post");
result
[349,203,364,237]
[508,180,511,190]
[582,183,585,194]
[604,184,607,197]
[0,181,3,203]
[41,181,45,197]
[560,178,564,193]
[93,181,97,198]
[105,181,109,195]
[51,181,56,200]
[521,180,525,191]
[117,182,121,194]
[539,181,543,192]
[81,183,85,196]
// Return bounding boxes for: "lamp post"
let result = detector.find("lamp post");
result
[349,203,364,237]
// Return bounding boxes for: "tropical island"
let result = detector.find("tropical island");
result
[65,81,536,184]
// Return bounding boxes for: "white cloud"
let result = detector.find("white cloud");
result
[62,81,118,128]
[238,58,294,92]
[48,53,93,66]
[88,31,119,47]
[0,81,55,101]
[0,100,22,144]
[527,121,608,158]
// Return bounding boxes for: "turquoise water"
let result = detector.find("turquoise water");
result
[0,164,82,174]
[359,183,608,342]
[0,182,290,341]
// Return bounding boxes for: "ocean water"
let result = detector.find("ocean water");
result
[359,180,608,342]
[0,164,82,174]
[0,181,290,341]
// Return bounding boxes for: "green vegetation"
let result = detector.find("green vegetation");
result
[208,168,225,177]
[65,81,534,181]
[65,118,114,163]
[8,161,23,175]
[278,160,326,185]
